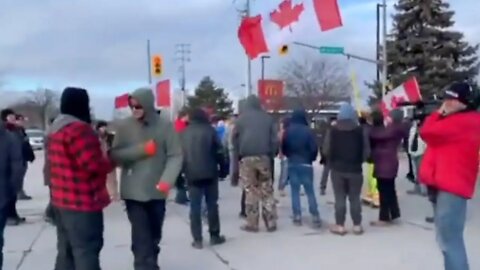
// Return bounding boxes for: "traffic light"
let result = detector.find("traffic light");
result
[279,45,288,56]
[152,55,162,77]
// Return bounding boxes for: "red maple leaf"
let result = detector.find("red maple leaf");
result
[270,0,304,30]
[390,95,406,109]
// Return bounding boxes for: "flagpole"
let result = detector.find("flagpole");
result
[147,39,152,85]
[381,0,388,98]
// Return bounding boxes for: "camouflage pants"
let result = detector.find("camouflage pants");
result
[240,156,277,229]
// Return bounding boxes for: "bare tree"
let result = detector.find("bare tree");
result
[278,56,351,109]
[13,88,59,129]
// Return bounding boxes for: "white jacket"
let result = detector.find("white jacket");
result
[408,124,426,157]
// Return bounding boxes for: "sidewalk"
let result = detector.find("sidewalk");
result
[5,155,480,270]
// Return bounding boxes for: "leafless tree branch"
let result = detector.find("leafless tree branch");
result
[278,55,351,108]
[13,88,59,129]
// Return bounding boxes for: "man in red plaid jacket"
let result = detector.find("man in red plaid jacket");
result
[47,87,113,270]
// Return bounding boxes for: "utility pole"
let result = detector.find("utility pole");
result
[260,55,270,81]
[246,0,253,97]
[376,4,381,82]
[175,43,191,107]
[147,39,152,84]
[381,0,388,98]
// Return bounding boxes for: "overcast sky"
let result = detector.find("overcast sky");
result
[0,0,478,119]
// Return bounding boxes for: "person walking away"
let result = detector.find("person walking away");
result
[174,109,189,205]
[181,108,227,249]
[319,117,335,195]
[96,121,119,201]
[0,118,24,270]
[111,88,182,270]
[277,117,290,197]
[0,109,27,226]
[282,110,321,227]
[47,87,114,270]
[419,82,480,270]
[406,119,427,196]
[369,109,410,226]
[42,118,56,225]
[233,95,278,232]
[323,103,369,235]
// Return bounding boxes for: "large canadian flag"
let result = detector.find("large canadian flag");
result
[380,77,422,116]
[238,0,343,59]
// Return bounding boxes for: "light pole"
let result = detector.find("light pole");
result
[381,0,388,98]
[260,55,270,81]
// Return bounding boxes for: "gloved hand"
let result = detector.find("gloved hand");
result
[156,181,171,195]
[144,140,157,156]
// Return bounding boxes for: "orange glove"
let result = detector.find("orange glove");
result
[156,182,171,195]
[144,140,157,156]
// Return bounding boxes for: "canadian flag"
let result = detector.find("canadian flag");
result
[380,77,422,116]
[238,0,343,59]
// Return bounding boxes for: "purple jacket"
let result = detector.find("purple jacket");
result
[369,122,410,179]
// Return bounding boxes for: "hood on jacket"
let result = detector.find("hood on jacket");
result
[390,109,404,124]
[188,108,210,124]
[244,95,262,111]
[130,88,157,122]
[48,114,82,134]
[60,87,92,124]
[337,103,358,122]
[290,110,308,125]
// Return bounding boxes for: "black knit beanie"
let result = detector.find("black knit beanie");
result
[60,87,92,124]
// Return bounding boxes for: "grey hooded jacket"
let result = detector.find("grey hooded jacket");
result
[233,95,278,158]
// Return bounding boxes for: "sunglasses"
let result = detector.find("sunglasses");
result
[129,104,143,110]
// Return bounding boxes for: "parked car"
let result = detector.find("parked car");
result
[26,129,45,150]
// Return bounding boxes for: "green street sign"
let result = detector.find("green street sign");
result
[319,46,345,54]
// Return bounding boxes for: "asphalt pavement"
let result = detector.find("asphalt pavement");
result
[4,152,480,270]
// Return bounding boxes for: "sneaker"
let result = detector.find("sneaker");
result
[18,193,32,200]
[210,235,226,246]
[293,217,302,226]
[191,241,203,249]
[352,225,364,235]
[312,216,322,228]
[6,218,19,226]
[425,217,434,223]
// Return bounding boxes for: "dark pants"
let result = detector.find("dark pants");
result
[125,200,166,270]
[0,205,8,270]
[5,197,19,220]
[377,179,401,222]
[188,180,220,241]
[54,209,104,270]
[175,174,189,203]
[320,164,331,192]
[331,171,363,226]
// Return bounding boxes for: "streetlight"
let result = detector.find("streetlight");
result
[260,55,271,81]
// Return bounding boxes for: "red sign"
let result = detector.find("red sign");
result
[156,80,171,107]
[258,79,284,110]
[114,93,129,109]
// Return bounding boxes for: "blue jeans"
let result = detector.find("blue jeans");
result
[278,157,289,190]
[288,163,320,219]
[435,191,469,270]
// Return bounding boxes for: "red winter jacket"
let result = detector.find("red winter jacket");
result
[419,111,480,199]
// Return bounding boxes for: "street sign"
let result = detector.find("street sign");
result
[319,46,344,54]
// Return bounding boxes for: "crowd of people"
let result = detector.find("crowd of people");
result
[0,81,479,270]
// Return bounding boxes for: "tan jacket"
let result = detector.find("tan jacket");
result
[100,136,119,200]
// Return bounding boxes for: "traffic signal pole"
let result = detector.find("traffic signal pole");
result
[246,0,253,97]
[381,0,388,98]
[292,42,382,65]
[147,39,152,84]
